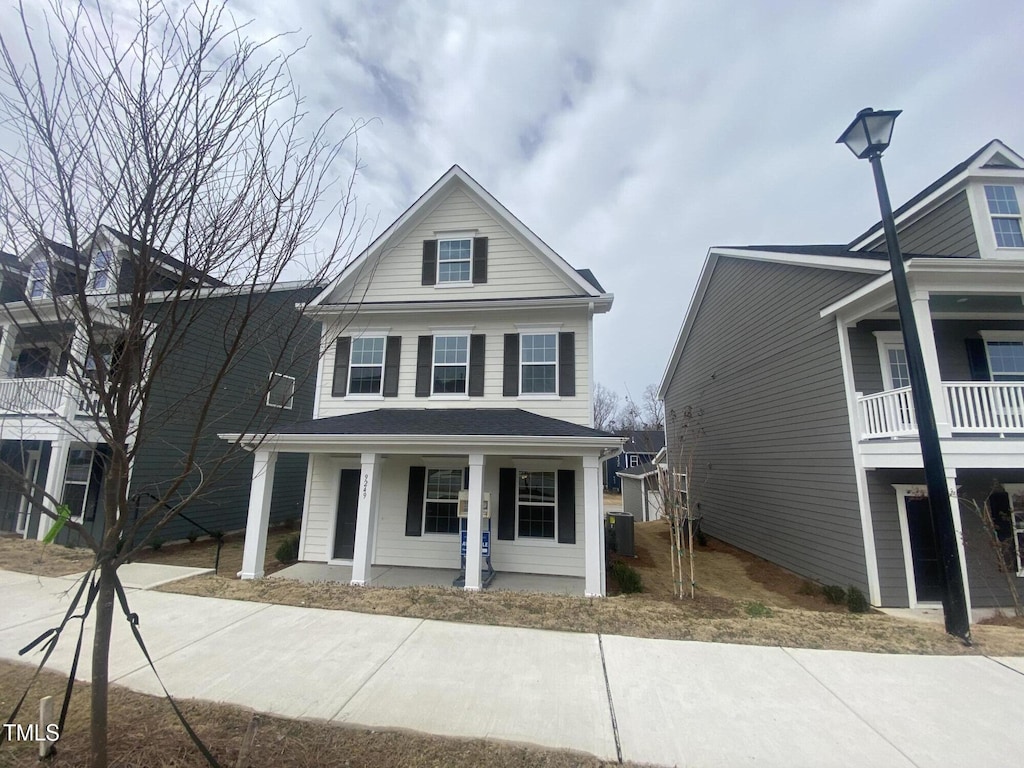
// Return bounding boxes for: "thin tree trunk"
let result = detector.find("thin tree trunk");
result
[687,514,695,599]
[90,559,116,768]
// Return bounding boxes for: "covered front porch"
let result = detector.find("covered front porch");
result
[225,409,622,597]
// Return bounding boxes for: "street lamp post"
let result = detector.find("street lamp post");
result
[837,108,971,642]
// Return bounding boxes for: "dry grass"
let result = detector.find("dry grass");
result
[0,661,636,768]
[0,536,95,577]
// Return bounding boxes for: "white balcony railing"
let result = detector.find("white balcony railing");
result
[0,376,100,418]
[858,382,1024,439]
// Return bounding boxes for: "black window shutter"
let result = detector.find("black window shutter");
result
[422,240,437,286]
[469,334,486,396]
[497,467,517,540]
[383,336,401,397]
[405,466,426,537]
[503,334,519,397]
[332,337,351,397]
[415,336,432,397]
[558,332,576,396]
[472,237,488,284]
[965,338,990,381]
[557,469,576,544]
[463,467,470,490]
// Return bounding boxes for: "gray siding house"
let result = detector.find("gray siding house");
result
[0,228,316,546]
[659,140,1024,616]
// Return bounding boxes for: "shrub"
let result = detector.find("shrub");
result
[797,580,820,597]
[611,561,643,594]
[846,586,870,613]
[745,601,773,618]
[186,530,199,544]
[275,534,300,564]
[822,585,847,605]
[695,530,708,547]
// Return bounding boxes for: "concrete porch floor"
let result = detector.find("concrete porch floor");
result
[270,562,586,596]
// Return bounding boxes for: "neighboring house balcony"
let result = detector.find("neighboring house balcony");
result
[0,375,99,420]
[858,381,1024,439]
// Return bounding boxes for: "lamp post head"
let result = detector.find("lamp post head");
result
[837,107,902,159]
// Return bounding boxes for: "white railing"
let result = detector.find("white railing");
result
[0,376,100,418]
[858,382,1024,439]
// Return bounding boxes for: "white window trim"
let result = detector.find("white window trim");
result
[89,250,116,292]
[873,331,908,391]
[1004,484,1024,577]
[979,331,1024,381]
[62,446,96,524]
[519,331,559,398]
[266,372,295,410]
[347,335,387,397]
[431,333,470,397]
[28,260,48,299]
[893,484,935,609]
[435,231,475,286]
[422,467,463,536]
[984,184,1024,250]
[515,468,558,541]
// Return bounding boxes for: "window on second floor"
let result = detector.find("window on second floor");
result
[520,333,557,394]
[348,337,385,395]
[432,335,469,394]
[986,340,1024,382]
[267,372,295,409]
[985,185,1024,248]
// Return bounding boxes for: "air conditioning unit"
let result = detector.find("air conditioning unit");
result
[457,491,491,518]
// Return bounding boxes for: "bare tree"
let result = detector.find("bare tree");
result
[593,382,620,431]
[659,403,704,599]
[0,2,364,764]
[617,383,665,432]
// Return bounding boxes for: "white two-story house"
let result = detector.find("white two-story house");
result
[660,139,1024,618]
[229,166,620,595]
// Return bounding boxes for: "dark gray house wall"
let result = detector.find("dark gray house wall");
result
[956,469,1024,609]
[127,287,319,542]
[662,256,876,591]
[866,468,921,607]
[863,191,980,257]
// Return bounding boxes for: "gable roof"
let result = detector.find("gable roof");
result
[103,227,227,287]
[309,165,609,307]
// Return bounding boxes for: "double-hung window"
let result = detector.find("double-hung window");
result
[433,335,469,394]
[985,185,1024,248]
[986,340,1024,381]
[91,250,114,290]
[520,333,557,394]
[517,470,556,539]
[424,468,462,534]
[29,261,48,299]
[349,337,385,394]
[438,238,472,283]
[62,447,96,522]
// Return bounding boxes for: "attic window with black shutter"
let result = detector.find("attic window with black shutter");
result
[423,234,487,286]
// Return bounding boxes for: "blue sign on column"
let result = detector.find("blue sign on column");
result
[460,529,491,557]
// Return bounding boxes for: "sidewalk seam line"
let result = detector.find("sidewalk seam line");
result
[327,617,426,722]
[780,647,921,768]
[598,633,623,764]
[983,654,1024,677]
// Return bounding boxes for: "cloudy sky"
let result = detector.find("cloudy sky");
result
[18,0,1024,403]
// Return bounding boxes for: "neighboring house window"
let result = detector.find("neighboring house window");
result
[266,372,295,409]
[13,348,50,378]
[349,337,385,394]
[628,454,641,468]
[91,250,114,290]
[437,238,471,283]
[29,261,47,299]
[517,470,556,539]
[520,333,557,394]
[433,335,468,394]
[985,185,1024,248]
[62,447,96,522]
[423,468,462,534]
[985,340,1024,381]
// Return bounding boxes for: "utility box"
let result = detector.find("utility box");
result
[606,512,635,557]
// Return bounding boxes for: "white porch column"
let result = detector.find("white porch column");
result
[0,323,17,378]
[464,453,485,591]
[583,454,605,597]
[947,468,973,621]
[37,439,72,541]
[351,452,381,586]
[910,290,951,438]
[239,450,277,579]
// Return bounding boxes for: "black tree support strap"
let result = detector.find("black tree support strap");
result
[1,567,97,748]
[112,574,222,768]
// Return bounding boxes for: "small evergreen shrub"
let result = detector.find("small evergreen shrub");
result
[846,586,870,613]
[822,585,847,605]
[745,601,773,618]
[611,561,643,594]
[275,534,300,564]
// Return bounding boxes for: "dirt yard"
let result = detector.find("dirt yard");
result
[0,661,638,768]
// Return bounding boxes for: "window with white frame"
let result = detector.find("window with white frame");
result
[437,238,472,283]
[984,185,1024,248]
[266,372,295,409]
[423,468,462,534]
[985,340,1024,382]
[62,447,96,522]
[91,250,114,290]
[886,345,911,389]
[520,333,557,394]
[432,335,468,394]
[517,470,555,539]
[29,261,48,299]
[348,337,385,394]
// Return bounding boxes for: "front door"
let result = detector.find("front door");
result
[332,469,361,560]
[906,496,944,602]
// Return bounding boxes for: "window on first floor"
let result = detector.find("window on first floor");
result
[517,470,556,539]
[985,340,1024,382]
[62,447,96,522]
[266,372,295,409]
[424,468,462,534]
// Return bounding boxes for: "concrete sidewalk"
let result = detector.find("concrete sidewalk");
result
[1,567,1022,767]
